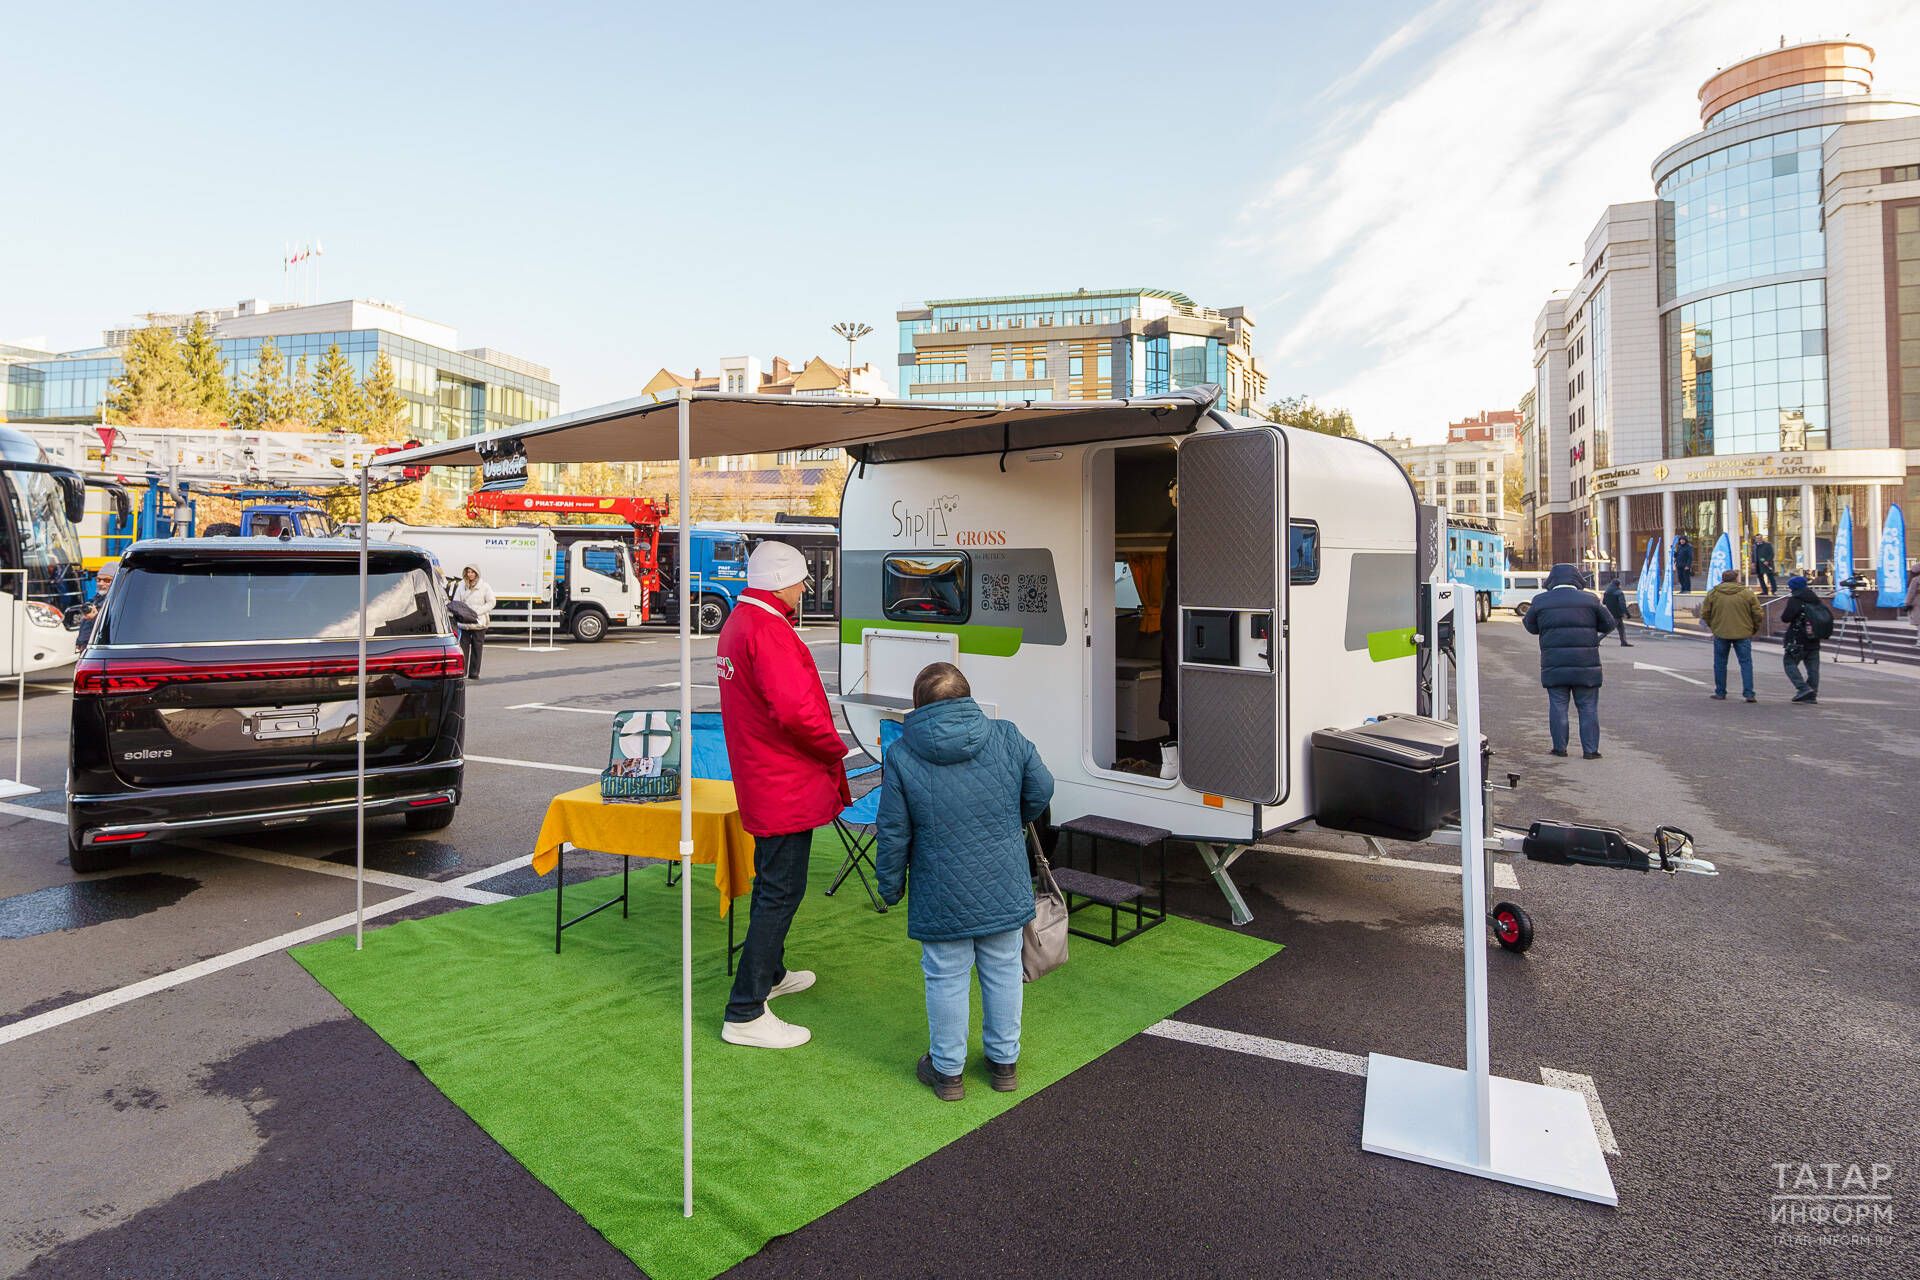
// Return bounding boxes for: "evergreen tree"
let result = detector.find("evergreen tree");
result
[179,316,230,422]
[311,343,365,433]
[359,350,412,443]
[105,326,191,426]
[289,353,317,428]
[231,338,290,430]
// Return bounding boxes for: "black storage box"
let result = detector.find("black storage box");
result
[1309,713,1489,842]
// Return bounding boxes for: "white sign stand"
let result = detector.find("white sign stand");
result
[2,568,39,800]
[1361,581,1617,1205]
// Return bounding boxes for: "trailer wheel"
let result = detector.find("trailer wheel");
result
[697,595,729,633]
[570,609,608,642]
[201,522,240,538]
[1475,592,1492,623]
[1513,600,1530,619]
[1491,901,1533,953]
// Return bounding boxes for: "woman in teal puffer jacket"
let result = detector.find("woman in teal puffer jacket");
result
[877,663,1054,1102]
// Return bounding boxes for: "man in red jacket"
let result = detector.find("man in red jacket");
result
[717,541,851,1049]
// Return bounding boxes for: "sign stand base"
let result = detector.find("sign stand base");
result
[0,778,37,800]
[1362,1055,1617,1205]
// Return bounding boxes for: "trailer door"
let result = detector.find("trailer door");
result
[1175,426,1286,805]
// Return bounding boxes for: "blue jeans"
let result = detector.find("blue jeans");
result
[724,829,814,1023]
[1546,685,1600,754]
[920,928,1024,1076]
[1784,647,1820,696]
[1713,638,1754,697]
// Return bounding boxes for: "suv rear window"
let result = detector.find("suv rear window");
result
[104,561,442,644]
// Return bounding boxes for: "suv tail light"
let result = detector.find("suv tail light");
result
[75,646,465,695]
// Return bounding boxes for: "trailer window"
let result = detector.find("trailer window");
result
[1289,521,1320,586]
[882,553,970,624]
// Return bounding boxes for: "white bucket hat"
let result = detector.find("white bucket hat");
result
[746,540,809,591]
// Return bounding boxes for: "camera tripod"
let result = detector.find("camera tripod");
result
[1831,609,1878,664]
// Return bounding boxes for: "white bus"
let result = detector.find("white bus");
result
[0,425,87,677]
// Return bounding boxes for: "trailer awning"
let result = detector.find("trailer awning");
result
[376,386,1220,471]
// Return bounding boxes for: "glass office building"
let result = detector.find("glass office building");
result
[1535,40,1920,575]
[896,288,1266,414]
[2,300,557,445]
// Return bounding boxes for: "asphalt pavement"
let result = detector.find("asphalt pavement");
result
[1,618,1915,1279]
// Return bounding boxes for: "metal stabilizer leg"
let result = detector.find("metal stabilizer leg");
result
[1195,841,1253,927]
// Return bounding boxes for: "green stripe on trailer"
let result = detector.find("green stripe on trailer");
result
[1367,626,1417,662]
[839,617,1023,657]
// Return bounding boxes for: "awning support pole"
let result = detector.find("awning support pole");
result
[678,390,694,1218]
[355,465,369,950]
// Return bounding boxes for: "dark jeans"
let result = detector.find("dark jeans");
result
[725,828,815,1022]
[1676,568,1693,593]
[1784,647,1820,696]
[1547,685,1600,754]
[1712,637,1754,697]
[1755,566,1776,594]
[1611,614,1632,644]
[460,626,485,678]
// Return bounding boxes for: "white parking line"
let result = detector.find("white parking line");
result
[0,889,437,1048]
[185,839,508,905]
[0,800,62,825]
[1146,1019,1618,1156]
[503,702,619,716]
[466,753,599,776]
[1540,1067,1620,1154]
[1255,842,1522,891]
[1145,1019,1367,1075]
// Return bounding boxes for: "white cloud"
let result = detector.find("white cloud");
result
[1243,0,1920,440]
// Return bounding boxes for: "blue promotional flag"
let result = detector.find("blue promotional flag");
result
[1706,531,1733,588]
[1878,504,1908,609]
[1653,534,1676,632]
[1833,508,1856,613]
[1635,536,1659,624]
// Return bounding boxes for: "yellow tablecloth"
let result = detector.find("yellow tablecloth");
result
[532,778,755,916]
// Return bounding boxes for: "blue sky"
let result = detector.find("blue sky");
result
[4,1,1916,438]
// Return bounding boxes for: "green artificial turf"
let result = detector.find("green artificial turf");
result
[294,835,1278,1280]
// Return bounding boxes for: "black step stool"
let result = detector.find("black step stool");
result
[1055,815,1169,945]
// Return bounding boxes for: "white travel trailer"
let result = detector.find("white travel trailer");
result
[836,407,1422,921]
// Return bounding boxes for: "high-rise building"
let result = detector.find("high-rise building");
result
[1533,39,1919,577]
[1,297,558,445]
[896,288,1267,414]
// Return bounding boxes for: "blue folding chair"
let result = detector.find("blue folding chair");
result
[827,717,901,912]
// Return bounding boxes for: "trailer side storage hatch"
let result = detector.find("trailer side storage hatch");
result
[1175,426,1286,804]
[1309,713,1489,842]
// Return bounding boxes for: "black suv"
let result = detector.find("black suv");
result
[67,539,466,873]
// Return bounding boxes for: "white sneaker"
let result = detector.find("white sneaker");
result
[768,969,816,999]
[721,1010,811,1049]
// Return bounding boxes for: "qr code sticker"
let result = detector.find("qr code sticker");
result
[1016,573,1049,614]
[980,573,1010,612]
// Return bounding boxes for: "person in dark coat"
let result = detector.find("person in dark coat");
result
[1779,575,1828,704]
[1602,578,1633,647]
[877,663,1054,1101]
[1521,562,1615,758]
[1673,534,1695,593]
[1752,536,1777,595]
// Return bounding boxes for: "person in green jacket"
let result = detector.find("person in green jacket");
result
[1699,569,1764,702]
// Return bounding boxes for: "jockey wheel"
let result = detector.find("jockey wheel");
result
[1490,901,1534,953]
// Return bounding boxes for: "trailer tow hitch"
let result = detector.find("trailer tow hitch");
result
[1519,822,1718,876]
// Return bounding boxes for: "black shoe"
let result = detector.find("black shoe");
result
[1583,751,1603,759]
[1744,693,1757,703]
[1621,642,1634,647]
[1710,692,1727,700]
[986,1060,1019,1093]
[917,1054,964,1102]
[1549,748,1568,757]
[1792,690,1815,703]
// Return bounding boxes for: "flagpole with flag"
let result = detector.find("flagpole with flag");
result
[1876,504,1907,609]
